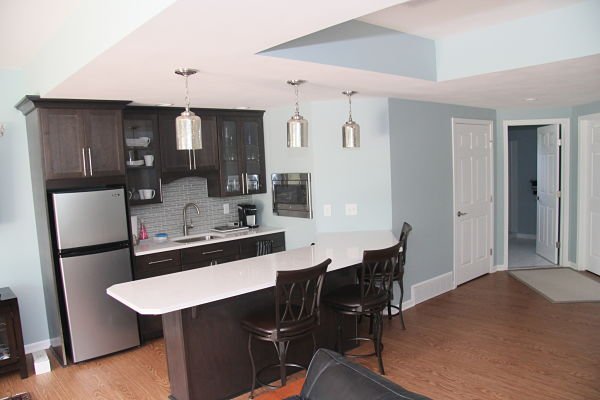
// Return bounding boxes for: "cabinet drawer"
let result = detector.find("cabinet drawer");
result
[181,241,240,266]
[239,233,286,259]
[134,250,181,279]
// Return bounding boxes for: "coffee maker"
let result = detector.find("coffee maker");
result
[238,204,258,227]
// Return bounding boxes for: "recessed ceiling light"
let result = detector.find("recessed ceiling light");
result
[157,103,173,107]
[235,106,250,110]
[524,97,537,102]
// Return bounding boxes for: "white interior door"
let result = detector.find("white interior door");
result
[583,118,600,275]
[536,125,560,264]
[453,119,493,286]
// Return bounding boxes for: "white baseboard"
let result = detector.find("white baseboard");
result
[515,233,536,240]
[24,339,50,355]
[410,271,454,305]
[495,264,508,271]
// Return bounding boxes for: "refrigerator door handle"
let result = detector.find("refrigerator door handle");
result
[82,148,87,177]
[88,147,93,176]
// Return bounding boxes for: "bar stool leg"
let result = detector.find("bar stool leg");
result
[278,341,288,387]
[335,314,344,355]
[311,332,317,354]
[248,334,256,399]
[399,279,406,330]
[375,312,385,375]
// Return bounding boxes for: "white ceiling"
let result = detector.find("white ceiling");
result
[4,0,599,110]
[0,0,82,68]
[359,0,583,39]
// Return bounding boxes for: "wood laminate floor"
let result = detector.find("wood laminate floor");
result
[1,272,598,400]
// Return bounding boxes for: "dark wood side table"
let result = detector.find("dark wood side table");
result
[0,287,28,378]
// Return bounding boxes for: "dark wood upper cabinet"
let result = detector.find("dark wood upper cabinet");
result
[17,96,129,188]
[40,109,87,180]
[207,111,266,197]
[85,109,125,177]
[159,109,218,182]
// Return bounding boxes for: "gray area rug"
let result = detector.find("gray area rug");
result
[509,267,600,303]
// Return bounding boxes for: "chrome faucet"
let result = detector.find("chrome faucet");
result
[183,203,200,236]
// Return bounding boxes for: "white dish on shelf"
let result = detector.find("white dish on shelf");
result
[126,137,151,147]
[126,160,145,166]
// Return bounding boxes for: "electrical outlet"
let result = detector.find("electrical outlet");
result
[223,203,229,214]
[323,204,332,217]
[345,203,358,216]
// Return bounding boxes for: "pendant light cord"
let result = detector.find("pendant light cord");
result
[348,94,353,122]
[294,84,300,116]
[184,74,190,112]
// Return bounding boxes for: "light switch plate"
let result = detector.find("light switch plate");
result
[345,203,358,216]
[323,204,332,217]
[223,203,229,214]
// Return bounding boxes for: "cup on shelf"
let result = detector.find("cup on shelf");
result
[138,189,155,200]
[143,154,154,166]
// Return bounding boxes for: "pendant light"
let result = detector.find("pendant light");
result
[342,90,360,148]
[287,79,308,148]
[174,68,202,150]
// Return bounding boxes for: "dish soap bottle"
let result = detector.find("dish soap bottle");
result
[139,218,149,240]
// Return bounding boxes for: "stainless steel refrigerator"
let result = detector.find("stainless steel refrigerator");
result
[51,187,139,363]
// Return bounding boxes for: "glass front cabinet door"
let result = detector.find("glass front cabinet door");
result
[123,110,163,205]
[212,111,265,197]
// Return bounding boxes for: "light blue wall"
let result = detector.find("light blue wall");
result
[495,107,573,264]
[437,0,600,80]
[0,69,49,345]
[388,98,496,292]
[508,126,537,235]
[254,97,392,249]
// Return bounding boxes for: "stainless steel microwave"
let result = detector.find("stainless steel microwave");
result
[271,173,313,219]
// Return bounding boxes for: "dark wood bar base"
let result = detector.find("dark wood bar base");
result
[162,267,358,400]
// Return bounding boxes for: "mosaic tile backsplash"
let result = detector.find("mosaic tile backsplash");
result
[130,177,252,238]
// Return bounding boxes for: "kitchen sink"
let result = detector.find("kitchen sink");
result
[173,235,218,244]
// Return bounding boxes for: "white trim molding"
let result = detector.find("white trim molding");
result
[411,271,454,305]
[577,113,600,272]
[24,339,51,355]
[502,119,571,268]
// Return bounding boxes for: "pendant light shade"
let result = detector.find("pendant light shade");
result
[342,90,360,148]
[287,79,308,148]
[175,68,202,150]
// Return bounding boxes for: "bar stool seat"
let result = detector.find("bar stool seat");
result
[325,285,388,312]
[242,309,318,340]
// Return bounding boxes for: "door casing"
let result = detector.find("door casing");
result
[501,119,571,270]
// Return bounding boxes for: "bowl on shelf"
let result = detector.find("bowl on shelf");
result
[126,137,151,147]
[126,160,145,166]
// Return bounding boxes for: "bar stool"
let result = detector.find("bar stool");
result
[324,242,401,375]
[242,259,331,399]
[388,222,412,328]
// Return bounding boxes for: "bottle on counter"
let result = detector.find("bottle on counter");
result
[139,218,149,240]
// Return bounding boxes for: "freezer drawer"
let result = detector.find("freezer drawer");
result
[59,247,139,362]
[52,188,129,249]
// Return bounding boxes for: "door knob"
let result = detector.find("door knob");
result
[457,211,468,217]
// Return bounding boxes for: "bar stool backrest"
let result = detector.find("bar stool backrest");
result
[360,242,401,306]
[399,222,413,267]
[275,259,331,339]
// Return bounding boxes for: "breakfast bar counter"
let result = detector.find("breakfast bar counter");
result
[108,230,397,400]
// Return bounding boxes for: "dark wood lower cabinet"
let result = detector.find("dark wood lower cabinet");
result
[133,233,285,342]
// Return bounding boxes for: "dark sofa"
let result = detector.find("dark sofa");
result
[285,349,431,400]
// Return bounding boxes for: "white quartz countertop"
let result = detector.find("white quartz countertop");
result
[133,226,285,256]
[108,230,397,315]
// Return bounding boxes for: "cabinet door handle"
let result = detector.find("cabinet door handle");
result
[188,150,193,171]
[244,173,250,194]
[241,173,246,194]
[159,178,163,202]
[88,147,93,176]
[193,150,197,170]
[82,148,87,176]
[202,249,223,255]
[148,258,174,265]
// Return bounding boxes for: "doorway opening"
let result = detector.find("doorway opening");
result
[503,119,571,270]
